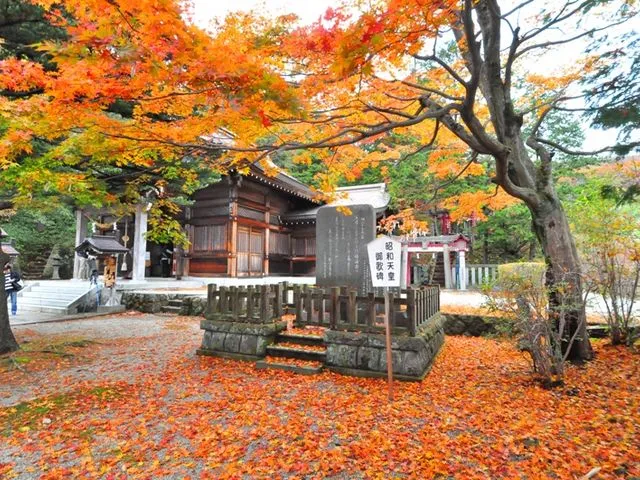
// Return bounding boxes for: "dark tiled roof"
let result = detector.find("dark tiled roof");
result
[248,164,317,202]
[75,236,129,258]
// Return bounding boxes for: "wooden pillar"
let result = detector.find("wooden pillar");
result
[132,203,148,281]
[183,207,192,277]
[73,209,88,279]
[228,183,238,277]
[264,199,270,276]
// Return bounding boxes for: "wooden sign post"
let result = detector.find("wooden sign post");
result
[367,236,401,402]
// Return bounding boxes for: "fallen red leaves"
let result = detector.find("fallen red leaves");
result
[0,318,638,479]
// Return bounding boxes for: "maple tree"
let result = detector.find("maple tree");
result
[252,0,640,361]
[0,0,304,351]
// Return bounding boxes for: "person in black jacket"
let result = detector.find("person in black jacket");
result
[4,263,21,316]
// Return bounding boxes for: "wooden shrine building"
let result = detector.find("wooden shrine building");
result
[184,165,321,278]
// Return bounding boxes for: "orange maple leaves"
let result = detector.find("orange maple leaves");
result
[1,318,638,479]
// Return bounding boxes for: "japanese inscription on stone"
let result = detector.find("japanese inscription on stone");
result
[316,205,376,294]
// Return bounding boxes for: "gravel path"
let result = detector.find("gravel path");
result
[1,313,203,407]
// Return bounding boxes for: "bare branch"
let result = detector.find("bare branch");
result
[533,137,619,156]
[410,53,468,86]
[515,19,629,60]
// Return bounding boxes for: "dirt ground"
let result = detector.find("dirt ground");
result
[0,312,638,479]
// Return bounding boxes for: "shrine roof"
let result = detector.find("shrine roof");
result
[281,183,390,224]
[1,243,19,256]
[75,235,129,258]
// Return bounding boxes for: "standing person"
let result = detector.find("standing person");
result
[4,263,21,316]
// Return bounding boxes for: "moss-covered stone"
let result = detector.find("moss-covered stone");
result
[198,320,286,358]
[443,314,498,336]
[324,313,445,380]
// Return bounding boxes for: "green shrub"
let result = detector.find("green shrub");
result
[496,262,546,292]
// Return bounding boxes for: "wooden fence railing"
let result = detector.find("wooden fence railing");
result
[206,283,440,336]
[206,284,285,324]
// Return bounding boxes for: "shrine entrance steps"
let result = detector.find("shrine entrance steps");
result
[256,329,326,375]
[160,298,184,314]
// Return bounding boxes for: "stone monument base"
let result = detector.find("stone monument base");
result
[197,320,287,361]
[324,312,445,381]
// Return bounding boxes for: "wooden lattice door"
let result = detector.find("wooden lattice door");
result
[237,227,264,276]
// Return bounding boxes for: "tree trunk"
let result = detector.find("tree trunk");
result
[0,249,19,355]
[528,198,593,361]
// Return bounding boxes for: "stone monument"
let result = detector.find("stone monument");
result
[316,204,376,295]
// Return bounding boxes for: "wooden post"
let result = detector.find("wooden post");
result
[313,288,323,325]
[294,285,303,326]
[247,286,255,321]
[384,288,394,402]
[231,286,240,321]
[275,282,283,318]
[330,287,340,330]
[347,288,357,325]
[367,292,376,328]
[220,286,229,316]
[228,182,238,277]
[407,287,416,336]
[264,199,270,276]
[304,285,312,325]
[207,284,218,316]
[260,285,269,323]
[281,281,289,308]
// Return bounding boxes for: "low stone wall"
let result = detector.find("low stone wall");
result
[180,297,207,316]
[324,312,445,381]
[121,292,206,315]
[443,314,498,336]
[197,320,287,360]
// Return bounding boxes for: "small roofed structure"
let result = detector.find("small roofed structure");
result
[1,228,20,260]
[75,235,129,258]
[1,243,19,258]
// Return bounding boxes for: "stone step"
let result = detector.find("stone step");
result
[160,305,182,314]
[17,304,69,315]
[20,291,85,301]
[28,286,89,293]
[19,298,78,308]
[275,332,324,346]
[265,345,326,362]
[255,359,324,375]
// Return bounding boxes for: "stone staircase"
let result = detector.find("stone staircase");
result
[18,282,94,315]
[256,330,327,375]
[160,298,184,314]
[20,257,48,280]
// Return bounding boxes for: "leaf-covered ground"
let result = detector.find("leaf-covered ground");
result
[0,314,638,479]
